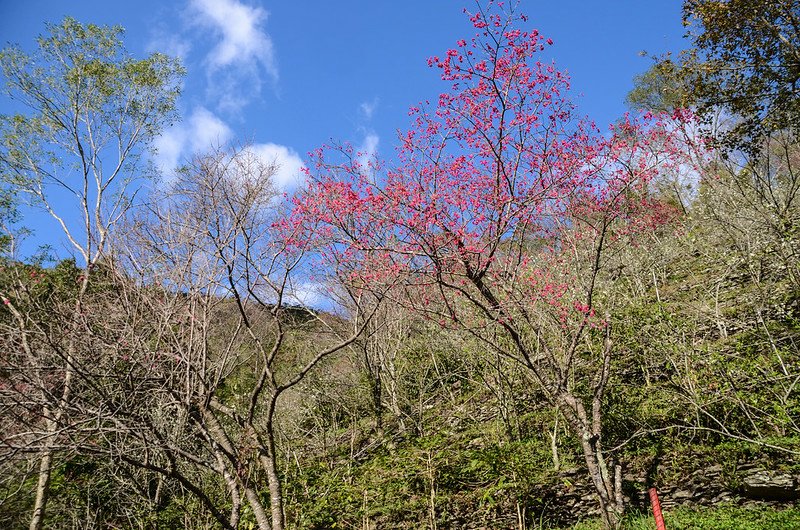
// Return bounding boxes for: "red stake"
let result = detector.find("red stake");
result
[648,487,667,530]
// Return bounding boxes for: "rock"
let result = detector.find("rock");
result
[740,470,798,501]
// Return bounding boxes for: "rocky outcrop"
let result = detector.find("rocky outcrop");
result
[738,465,798,501]
[648,464,799,508]
[524,463,799,527]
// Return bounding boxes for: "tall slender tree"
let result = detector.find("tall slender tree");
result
[0,18,182,529]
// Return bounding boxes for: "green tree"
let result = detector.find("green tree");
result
[626,57,691,114]
[684,0,800,151]
[0,17,183,530]
[633,1,800,151]
[0,17,183,264]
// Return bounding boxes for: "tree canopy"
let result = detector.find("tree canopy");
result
[630,0,800,152]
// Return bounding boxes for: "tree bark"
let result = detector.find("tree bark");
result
[204,408,272,530]
[557,393,623,529]
[28,434,53,530]
[259,425,285,530]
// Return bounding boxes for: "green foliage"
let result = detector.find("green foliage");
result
[626,57,690,113]
[0,17,183,176]
[0,189,20,257]
[627,0,800,156]
[0,462,35,529]
[631,0,800,152]
[0,17,184,264]
[684,0,800,149]
[287,433,547,528]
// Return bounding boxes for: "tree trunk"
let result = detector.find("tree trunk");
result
[214,450,242,529]
[580,435,623,529]
[259,428,285,530]
[29,432,54,530]
[557,393,623,529]
[29,275,85,530]
[362,342,384,433]
[204,408,271,530]
[244,487,273,530]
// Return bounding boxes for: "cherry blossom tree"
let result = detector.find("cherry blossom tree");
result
[298,2,694,527]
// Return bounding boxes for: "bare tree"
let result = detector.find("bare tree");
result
[115,145,388,530]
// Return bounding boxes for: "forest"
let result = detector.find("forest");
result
[1,1,799,528]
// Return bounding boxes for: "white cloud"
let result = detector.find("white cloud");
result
[195,0,275,72]
[186,0,278,113]
[145,1,276,114]
[289,280,326,308]
[153,107,303,190]
[354,99,380,177]
[247,143,306,190]
[153,106,234,175]
[356,133,380,178]
[190,107,234,150]
[359,98,379,121]
[146,31,192,61]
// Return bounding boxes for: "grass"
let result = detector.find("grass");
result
[570,505,800,530]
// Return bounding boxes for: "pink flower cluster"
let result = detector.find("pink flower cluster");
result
[292,1,698,326]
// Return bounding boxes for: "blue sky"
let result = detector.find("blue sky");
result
[0,0,686,259]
